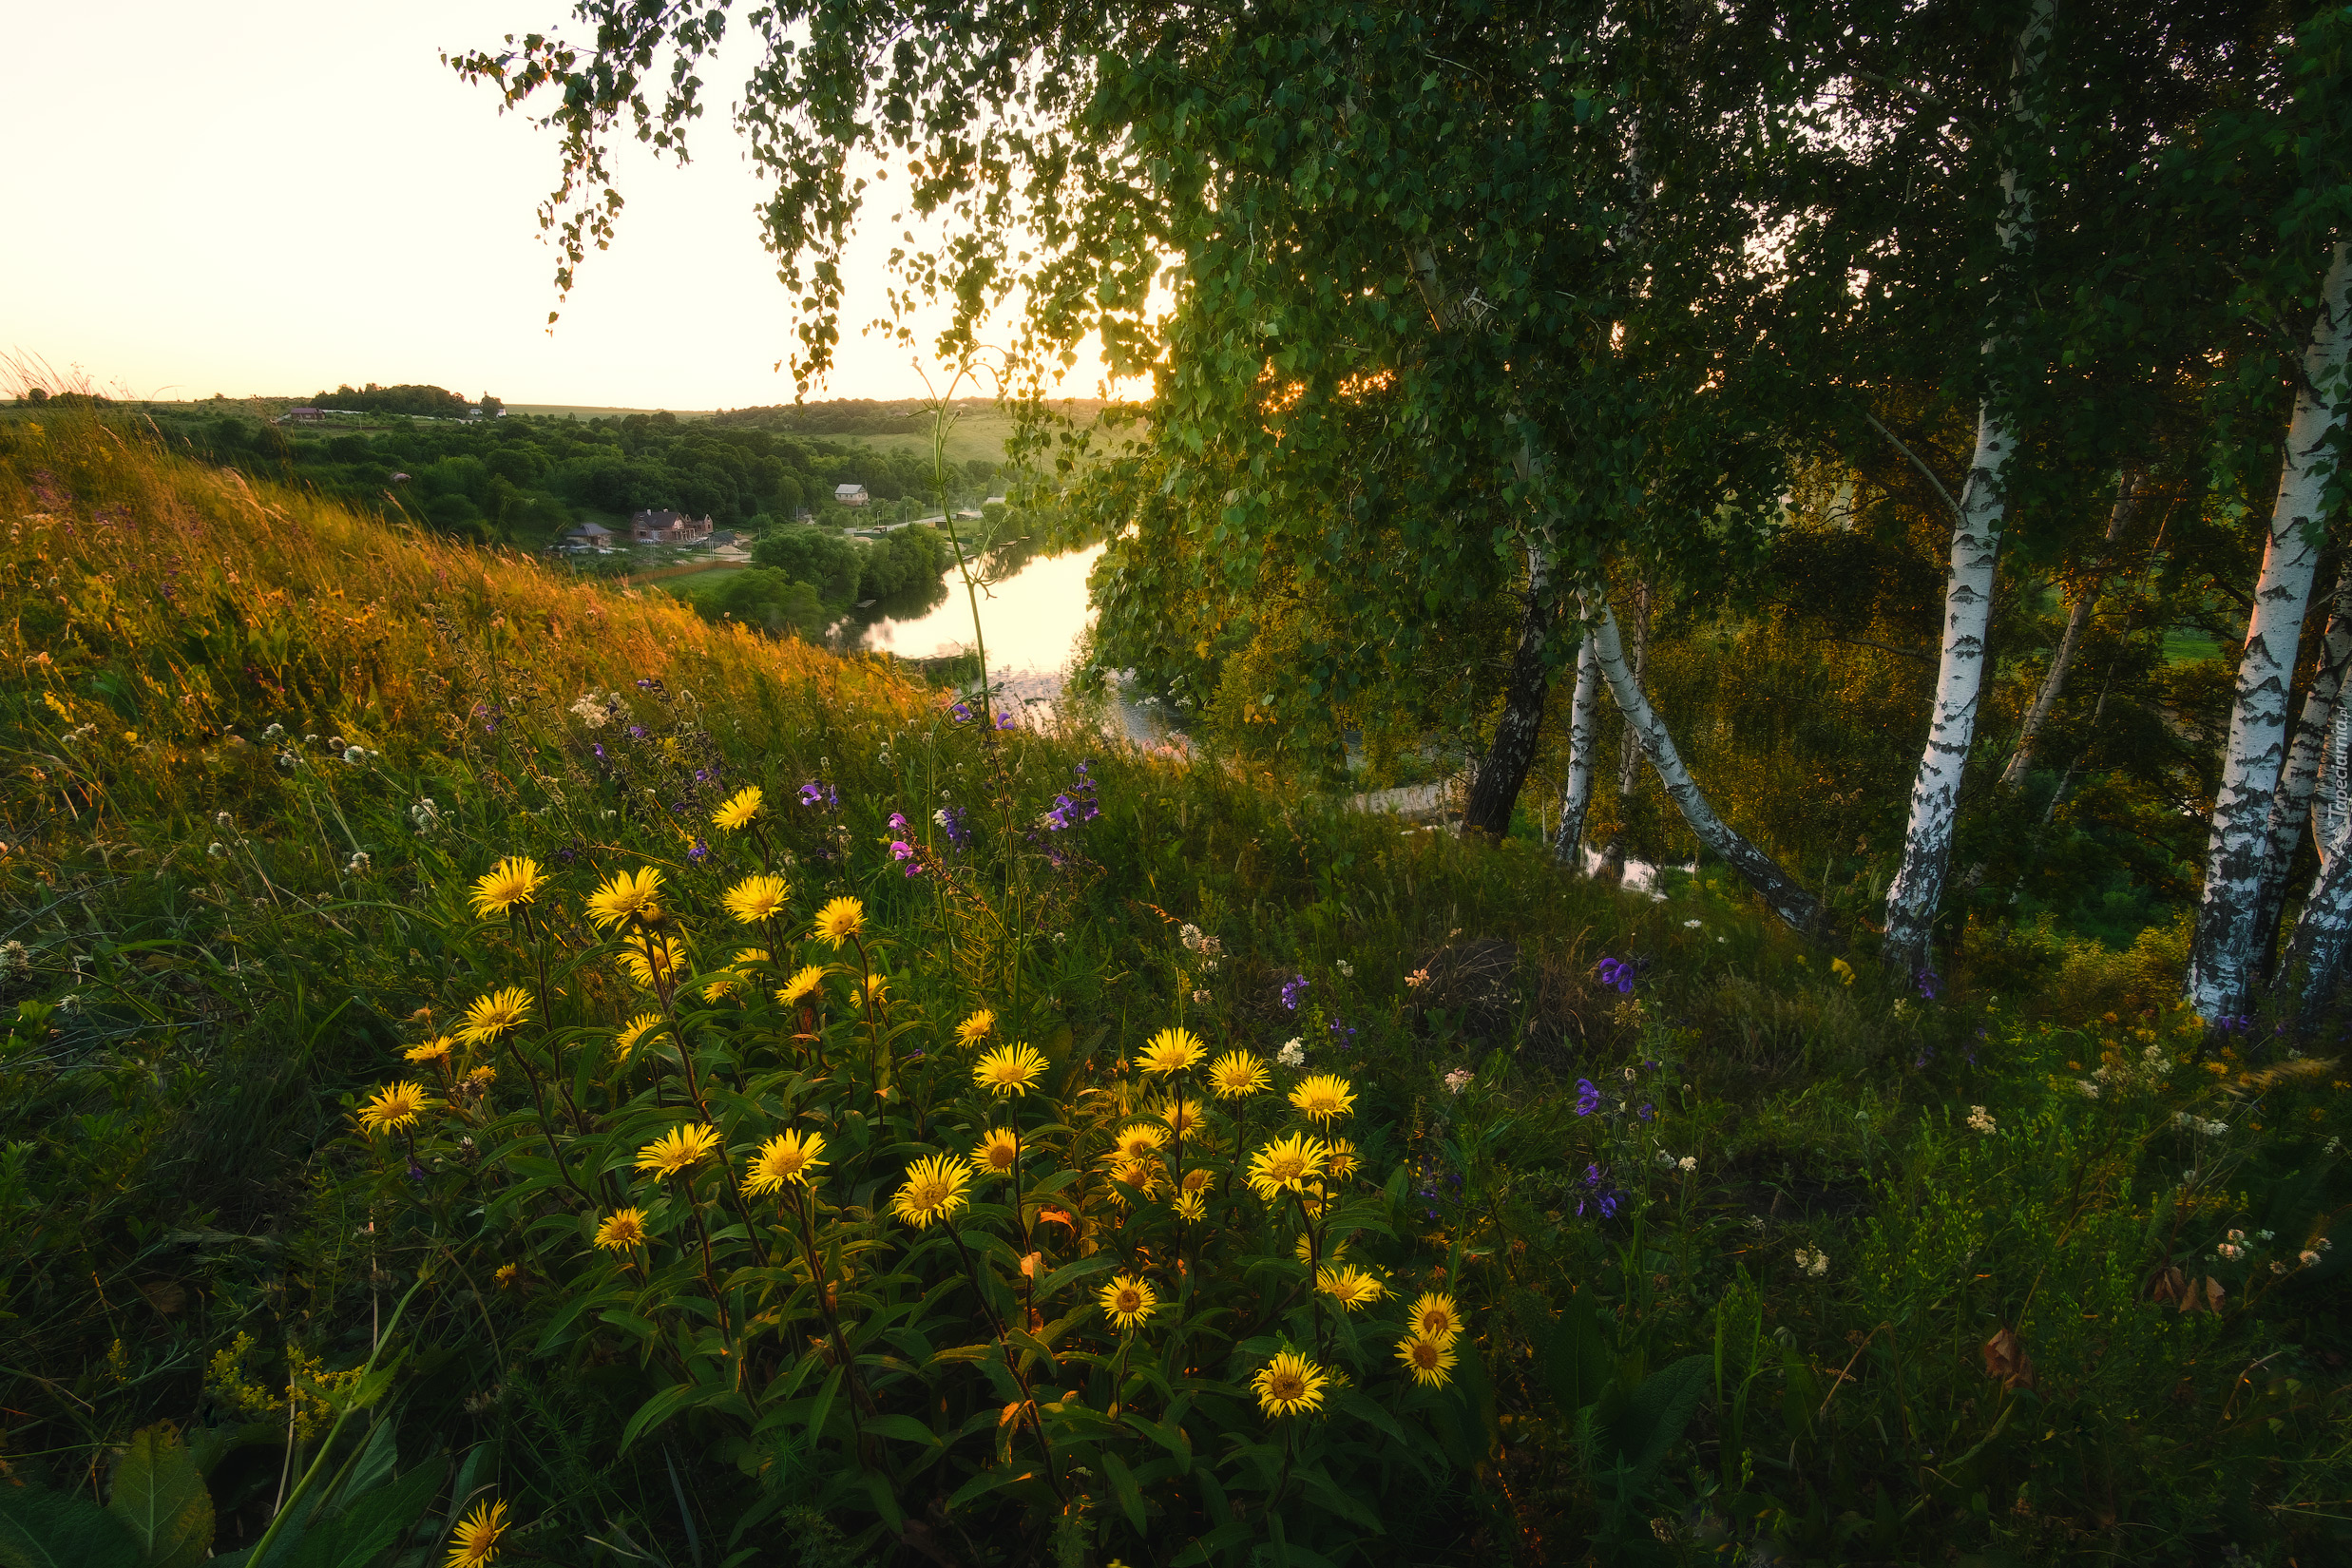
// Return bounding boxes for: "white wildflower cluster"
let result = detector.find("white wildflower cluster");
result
[1178,924,1223,972]
[1794,1247,1830,1278]
[2218,1230,2246,1262]
[1276,1038,1306,1068]
[346,851,372,875]
[215,811,234,831]
[60,722,99,745]
[2075,1079,2101,1100]
[205,842,228,860]
[569,692,619,729]
[2087,1042,2175,1099]
[1443,1067,1474,1096]
[1335,960,1353,978]
[1654,1150,1700,1174]
[261,722,285,740]
[1683,918,1702,929]
[1966,1105,1998,1136]
[410,798,441,834]
[343,746,375,766]
[2173,1111,2229,1137]
[0,940,29,979]
[1192,989,1212,1005]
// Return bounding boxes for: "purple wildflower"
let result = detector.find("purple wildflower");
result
[1575,1078,1602,1117]
[1280,975,1310,1011]
[951,703,972,723]
[1915,966,1941,1001]
[687,837,709,864]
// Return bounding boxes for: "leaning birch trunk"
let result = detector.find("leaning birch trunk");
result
[1581,589,1837,941]
[1463,545,1557,837]
[2186,239,2352,1021]
[2272,805,2352,1025]
[1553,632,1604,867]
[1998,468,2141,790]
[2247,555,2352,972]
[1880,0,2054,975]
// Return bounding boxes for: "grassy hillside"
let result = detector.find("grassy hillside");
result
[0,414,2344,1567]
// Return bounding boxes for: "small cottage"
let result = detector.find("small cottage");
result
[833,484,870,507]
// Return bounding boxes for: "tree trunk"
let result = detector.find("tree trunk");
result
[1553,632,1604,867]
[1580,588,1837,942]
[2187,239,2352,1022]
[2249,554,2352,979]
[1880,0,2054,975]
[1599,573,1652,877]
[1463,548,1557,838]
[2272,805,2352,1025]
[1998,468,2141,790]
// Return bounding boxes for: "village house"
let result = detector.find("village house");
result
[562,521,616,552]
[628,509,715,546]
[833,483,870,507]
[281,407,324,425]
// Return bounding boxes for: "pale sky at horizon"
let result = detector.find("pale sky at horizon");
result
[3,2,1121,409]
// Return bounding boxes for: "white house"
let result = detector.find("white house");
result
[833,483,870,507]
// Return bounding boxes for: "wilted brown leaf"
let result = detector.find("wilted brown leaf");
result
[1981,1326,2036,1390]
[2177,1275,2226,1315]
[2147,1264,2184,1305]
[134,1279,186,1315]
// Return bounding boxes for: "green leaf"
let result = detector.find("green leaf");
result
[858,1415,941,1448]
[0,1485,143,1568]
[1100,1448,1148,1535]
[284,1456,447,1568]
[107,1425,214,1568]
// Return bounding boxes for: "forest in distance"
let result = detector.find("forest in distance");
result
[3,0,2351,1564]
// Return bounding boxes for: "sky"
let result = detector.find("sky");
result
[1,2,1109,409]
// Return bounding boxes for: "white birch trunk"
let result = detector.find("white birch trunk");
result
[2319,698,2352,864]
[2247,556,2352,963]
[1553,632,1603,866]
[1998,469,2140,791]
[1879,0,2054,973]
[1581,589,1833,939]
[2186,239,2352,1021]
[2274,802,2352,1023]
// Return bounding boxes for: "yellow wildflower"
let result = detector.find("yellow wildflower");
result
[775,965,827,1006]
[1252,1350,1329,1418]
[813,895,864,947]
[889,1154,971,1229]
[1396,1332,1459,1388]
[635,1122,722,1178]
[970,1127,1021,1178]
[974,1042,1049,1097]
[613,1014,664,1061]
[711,785,765,832]
[1138,1025,1207,1077]
[468,856,545,919]
[742,1129,827,1195]
[723,872,789,925]
[458,986,531,1045]
[1098,1272,1157,1331]
[585,866,663,929]
[445,1498,508,1568]
[593,1208,648,1251]
[403,1036,455,1065]
[1324,1137,1361,1182]
[356,1080,436,1135]
[1208,1049,1270,1099]
[955,1008,996,1046]
[1247,1133,1330,1201]
[1406,1291,1463,1345]
[1315,1265,1386,1311]
[1289,1074,1356,1125]
[619,934,691,990]
[1113,1122,1168,1164]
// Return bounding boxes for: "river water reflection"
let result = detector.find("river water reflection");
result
[839,540,1106,675]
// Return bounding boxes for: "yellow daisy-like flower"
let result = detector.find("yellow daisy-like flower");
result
[973,1042,1049,1097]
[1289,1073,1356,1125]
[723,872,789,925]
[494,1263,523,1291]
[1110,1158,1162,1194]
[776,965,827,1005]
[404,1035,455,1065]
[586,865,664,929]
[458,986,532,1045]
[702,950,767,1003]
[635,1121,723,1178]
[742,1129,828,1195]
[889,1153,971,1229]
[1179,1166,1211,1197]
[1112,1122,1169,1164]
[613,1013,664,1061]
[711,785,765,832]
[1324,1137,1361,1182]
[1098,1272,1157,1331]
[1252,1349,1329,1418]
[853,974,890,1009]
[1407,1291,1463,1344]
[1172,1188,1207,1220]
[1396,1331,1460,1388]
[1294,1233,1348,1265]
[1138,1025,1207,1077]
[1157,1096,1208,1141]
[444,1497,508,1568]
[356,1080,437,1135]
[1315,1264,1386,1311]
[468,856,545,919]
[463,1064,496,1090]
[619,934,691,990]
[1208,1049,1270,1099]
[970,1127,1021,1178]
[955,1008,996,1046]
[1247,1133,1331,1202]
[813,895,865,947]
[593,1208,648,1252]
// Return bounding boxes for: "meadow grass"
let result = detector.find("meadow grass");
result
[0,411,2344,1566]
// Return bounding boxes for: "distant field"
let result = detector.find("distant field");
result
[2163,627,2224,664]
[506,404,717,421]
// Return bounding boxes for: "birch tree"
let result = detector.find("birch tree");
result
[1553,635,1604,867]
[1998,470,2143,790]
[2247,557,2352,970]
[1878,0,2054,975]
[2186,240,2352,1021]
